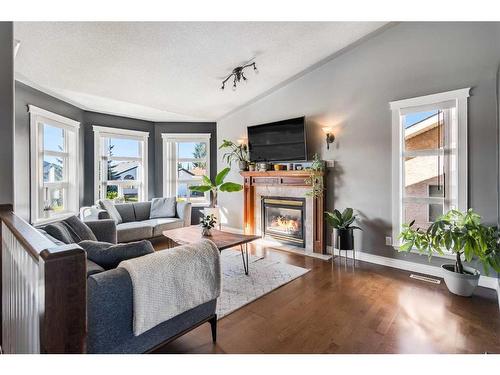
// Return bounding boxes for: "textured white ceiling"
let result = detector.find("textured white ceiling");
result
[14,22,386,122]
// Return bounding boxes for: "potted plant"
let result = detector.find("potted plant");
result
[324,208,362,251]
[305,153,324,198]
[219,139,249,171]
[188,167,243,225]
[399,209,500,296]
[200,213,217,236]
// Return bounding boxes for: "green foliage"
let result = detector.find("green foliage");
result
[192,142,207,168]
[324,208,362,231]
[219,139,249,166]
[398,209,500,275]
[188,167,243,207]
[200,213,217,230]
[305,153,325,198]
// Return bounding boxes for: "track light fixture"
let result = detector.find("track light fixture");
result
[221,62,258,91]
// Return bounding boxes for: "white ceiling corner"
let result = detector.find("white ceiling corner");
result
[14,22,386,122]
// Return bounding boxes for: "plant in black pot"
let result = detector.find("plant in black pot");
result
[399,209,500,297]
[324,208,362,251]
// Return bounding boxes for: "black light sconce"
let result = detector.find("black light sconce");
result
[322,127,335,150]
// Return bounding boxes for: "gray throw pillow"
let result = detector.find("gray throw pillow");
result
[44,222,74,244]
[149,197,176,219]
[79,240,155,270]
[63,215,98,242]
[99,199,123,224]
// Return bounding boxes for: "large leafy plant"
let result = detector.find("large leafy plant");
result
[324,208,362,231]
[219,139,249,166]
[188,167,243,207]
[399,209,500,275]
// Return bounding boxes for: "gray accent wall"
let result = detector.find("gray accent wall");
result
[217,22,500,267]
[14,81,215,224]
[154,122,217,223]
[0,22,14,206]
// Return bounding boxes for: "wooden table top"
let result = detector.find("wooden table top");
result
[162,225,261,250]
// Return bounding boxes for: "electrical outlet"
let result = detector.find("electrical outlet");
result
[325,160,335,168]
[385,236,392,246]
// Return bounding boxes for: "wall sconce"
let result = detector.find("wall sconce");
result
[322,127,335,150]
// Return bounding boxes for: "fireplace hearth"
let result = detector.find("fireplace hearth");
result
[261,197,305,247]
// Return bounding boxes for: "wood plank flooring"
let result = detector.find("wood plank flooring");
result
[151,240,500,354]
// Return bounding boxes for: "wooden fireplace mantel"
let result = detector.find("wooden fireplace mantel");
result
[240,170,326,253]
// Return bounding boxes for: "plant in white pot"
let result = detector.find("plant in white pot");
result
[399,209,500,296]
[188,167,243,227]
[219,139,249,171]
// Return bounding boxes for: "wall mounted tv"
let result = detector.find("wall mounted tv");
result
[247,116,307,162]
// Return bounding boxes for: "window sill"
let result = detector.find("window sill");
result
[191,202,211,208]
[32,212,76,227]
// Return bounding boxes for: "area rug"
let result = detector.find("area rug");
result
[216,250,310,319]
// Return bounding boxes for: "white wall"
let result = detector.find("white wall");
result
[217,22,500,263]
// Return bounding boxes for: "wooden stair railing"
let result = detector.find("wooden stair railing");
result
[0,207,86,353]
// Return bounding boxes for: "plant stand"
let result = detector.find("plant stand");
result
[332,233,355,266]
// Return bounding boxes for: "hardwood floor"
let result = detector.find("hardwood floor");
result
[151,241,500,354]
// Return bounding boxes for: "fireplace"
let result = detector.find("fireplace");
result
[261,197,305,247]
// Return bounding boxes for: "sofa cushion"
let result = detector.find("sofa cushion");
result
[149,197,176,219]
[141,218,184,237]
[132,201,152,221]
[99,200,123,224]
[63,215,98,242]
[114,203,136,223]
[80,240,154,270]
[44,222,75,244]
[117,221,154,243]
[38,228,66,246]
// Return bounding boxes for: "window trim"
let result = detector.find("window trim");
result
[93,125,149,202]
[390,88,470,249]
[29,105,80,225]
[162,133,211,206]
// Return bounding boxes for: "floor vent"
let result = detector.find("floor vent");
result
[409,274,441,284]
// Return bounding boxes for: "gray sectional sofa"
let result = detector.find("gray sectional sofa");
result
[37,214,218,354]
[96,200,192,243]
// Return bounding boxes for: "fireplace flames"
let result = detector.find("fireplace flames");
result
[269,215,300,234]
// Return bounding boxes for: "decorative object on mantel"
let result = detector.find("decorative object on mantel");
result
[322,127,335,150]
[189,167,243,228]
[248,162,256,172]
[325,208,362,263]
[305,153,325,198]
[398,208,500,296]
[220,62,258,91]
[200,213,217,236]
[257,162,268,172]
[219,139,249,171]
[294,164,303,171]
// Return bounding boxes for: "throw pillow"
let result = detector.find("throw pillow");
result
[99,199,123,224]
[79,240,155,270]
[149,197,176,219]
[63,215,98,242]
[44,222,74,244]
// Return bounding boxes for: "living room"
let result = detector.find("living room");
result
[1,1,500,372]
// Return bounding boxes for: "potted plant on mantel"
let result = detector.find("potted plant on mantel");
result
[324,208,362,252]
[305,153,325,198]
[188,167,243,226]
[219,139,250,171]
[399,209,500,297]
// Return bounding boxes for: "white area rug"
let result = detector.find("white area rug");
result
[216,250,310,319]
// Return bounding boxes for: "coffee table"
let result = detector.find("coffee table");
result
[162,225,261,275]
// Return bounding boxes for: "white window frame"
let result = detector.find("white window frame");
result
[162,133,211,206]
[93,126,149,202]
[390,88,470,249]
[29,105,80,225]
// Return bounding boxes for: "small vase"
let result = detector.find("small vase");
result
[202,227,212,236]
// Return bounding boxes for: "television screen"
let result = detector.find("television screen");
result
[247,116,306,162]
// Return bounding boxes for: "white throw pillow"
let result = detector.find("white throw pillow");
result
[149,197,176,219]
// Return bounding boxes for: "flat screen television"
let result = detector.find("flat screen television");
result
[247,116,306,162]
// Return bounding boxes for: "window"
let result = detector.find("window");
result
[162,133,211,206]
[93,126,149,202]
[29,105,80,224]
[390,88,469,247]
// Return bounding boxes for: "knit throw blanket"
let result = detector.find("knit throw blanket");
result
[119,239,221,336]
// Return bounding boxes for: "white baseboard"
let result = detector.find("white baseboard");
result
[328,247,499,290]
